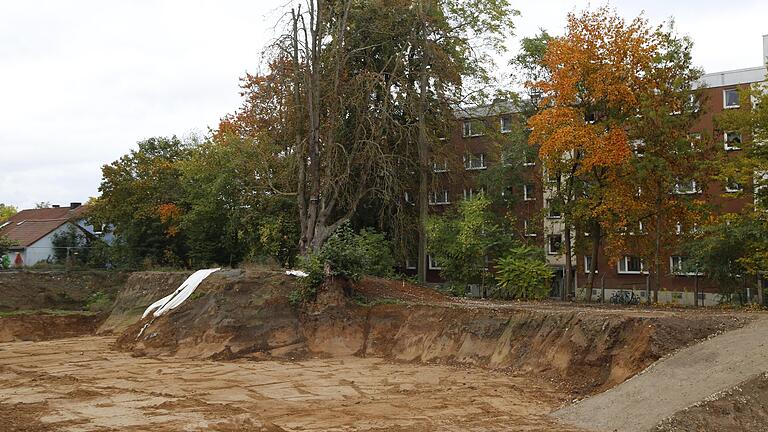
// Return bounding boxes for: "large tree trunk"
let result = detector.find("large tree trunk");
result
[584,221,601,302]
[563,225,573,301]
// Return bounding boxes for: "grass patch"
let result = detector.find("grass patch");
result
[0,309,99,318]
[350,295,405,307]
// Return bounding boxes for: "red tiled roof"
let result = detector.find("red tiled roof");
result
[0,206,88,248]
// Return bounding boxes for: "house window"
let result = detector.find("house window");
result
[673,179,699,195]
[464,153,486,170]
[429,190,450,205]
[725,179,743,193]
[404,191,415,204]
[584,255,597,274]
[547,234,562,255]
[523,184,535,201]
[524,219,537,237]
[631,139,645,157]
[546,199,561,218]
[523,148,536,166]
[725,131,742,151]
[724,88,740,109]
[405,257,417,270]
[618,256,645,274]
[463,119,483,137]
[432,159,449,172]
[670,256,701,276]
[463,188,483,200]
[428,255,442,270]
[500,115,513,133]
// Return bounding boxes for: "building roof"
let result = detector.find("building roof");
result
[0,205,88,248]
[699,66,767,88]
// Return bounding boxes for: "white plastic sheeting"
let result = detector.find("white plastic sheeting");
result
[285,269,309,278]
[141,268,221,319]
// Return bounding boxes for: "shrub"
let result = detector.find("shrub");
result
[494,246,553,300]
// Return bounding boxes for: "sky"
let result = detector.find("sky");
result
[1,0,766,210]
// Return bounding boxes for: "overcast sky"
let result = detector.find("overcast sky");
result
[1,1,766,210]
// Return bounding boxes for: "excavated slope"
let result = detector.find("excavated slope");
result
[115,270,747,394]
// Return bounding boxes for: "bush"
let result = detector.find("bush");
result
[494,246,553,300]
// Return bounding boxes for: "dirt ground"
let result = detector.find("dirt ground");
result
[0,336,583,432]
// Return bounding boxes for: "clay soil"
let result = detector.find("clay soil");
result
[0,336,583,432]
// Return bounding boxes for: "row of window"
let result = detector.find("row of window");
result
[462,115,515,138]
[581,255,701,276]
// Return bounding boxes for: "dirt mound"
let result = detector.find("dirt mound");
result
[0,313,103,342]
[353,276,449,303]
[97,271,191,334]
[655,373,768,432]
[115,273,747,395]
[0,270,128,312]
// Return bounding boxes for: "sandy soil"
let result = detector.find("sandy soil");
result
[0,336,584,432]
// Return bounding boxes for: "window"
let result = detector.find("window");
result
[584,255,597,274]
[673,179,699,195]
[618,256,645,274]
[523,148,536,166]
[463,119,484,137]
[428,255,442,270]
[429,190,450,205]
[500,115,513,133]
[404,191,415,205]
[547,234,562,255]
[464,153,486,170]
[524,219,537,237]
[725,131,742,151]
[405,257,417,270]
[547,199,561,218]
[675,221,683,235]
[723,88,740,109]
[631,139,645,157]
[432,159,449,173]
[725,179,743,193]
[670,256,701,276]
[463,188,483,200]
[523,184,535,201]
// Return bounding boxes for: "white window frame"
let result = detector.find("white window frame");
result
[432,159,450,173]
[724,131,742,151]
[670,256,701,276]
[523,148,536,167]
[500,115,513,133]
[463,188,483,200]
[675,221,683,235]
[404,191,415,205]
[429,190,450,205]
[725,179,743,193]
[723,88,740,109]
[524,219,537,237]
[464,153,487,170]
[631,139,645,157]
[673,179,700,195]
[546,199,561,219]
[523,184,535,201]
[428,255,442,270]
[547,234,562,255]
[405,257,417,270]
[463,119,484,138]
[618,256,646,274]
[584,255,597,274]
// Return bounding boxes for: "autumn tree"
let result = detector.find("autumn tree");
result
[529,7,662,301]
[605,27,714,304]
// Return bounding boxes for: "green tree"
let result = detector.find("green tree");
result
[495,245,553,300]
[51,225,90,265]
[0,203,17,222]
[90,136,192,268]
[427,194,514,294]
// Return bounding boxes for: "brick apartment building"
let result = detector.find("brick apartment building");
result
[421,34,768,305]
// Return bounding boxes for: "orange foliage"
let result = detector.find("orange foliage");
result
[157,203,183,237]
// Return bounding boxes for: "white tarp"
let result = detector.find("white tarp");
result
[141,268,220,319]
[285,269,308,278]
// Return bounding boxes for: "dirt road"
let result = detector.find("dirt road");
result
[554,316,768,432]
[0,336,582,431]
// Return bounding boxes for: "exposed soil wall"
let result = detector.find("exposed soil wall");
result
[0,270,128,312]
[115,271,748,395]
[97,271,191,334]
[0,313,103,342]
